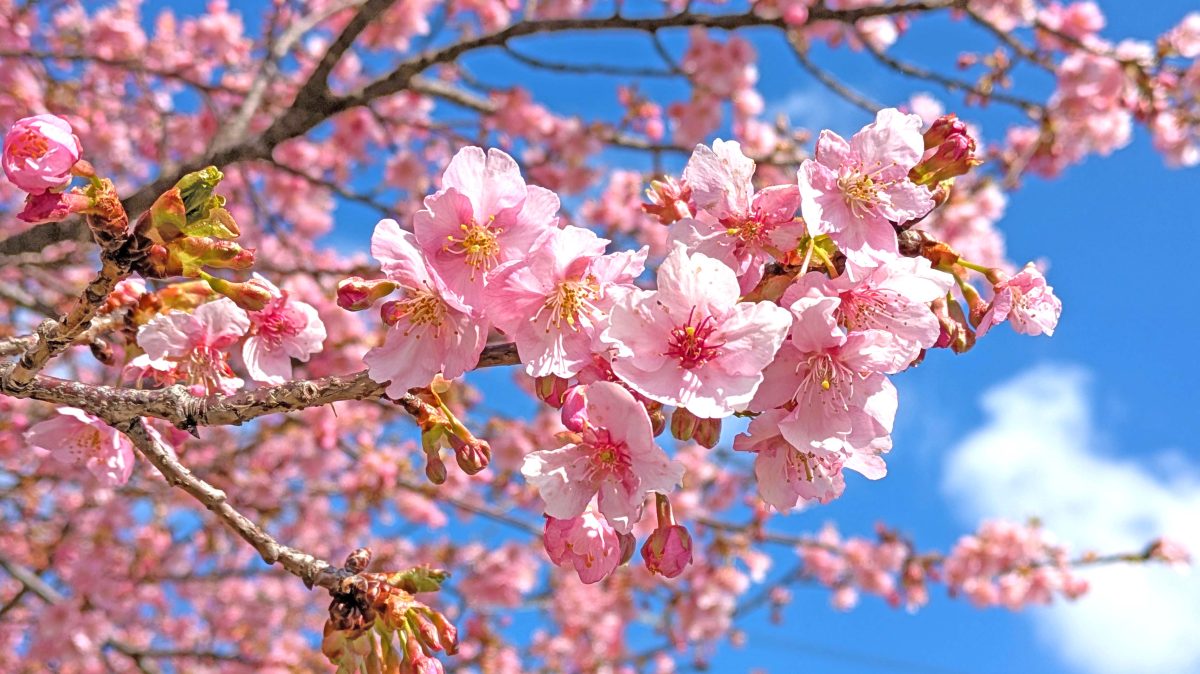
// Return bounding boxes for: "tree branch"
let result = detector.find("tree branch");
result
[0,342,520,429]
[115,417,345,591]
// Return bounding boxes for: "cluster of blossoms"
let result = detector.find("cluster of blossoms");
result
[780,520,1100,613]
[342,107,1061,584]
[5,1,1199,669]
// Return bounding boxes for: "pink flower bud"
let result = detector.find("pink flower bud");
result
[410,611,443,652]
[648,406,667,437]
[534,375,571,408]
[911,114,981,185]
[560,385,589,432]
[3,114,82,194]
[618,531,637,566]
[429,610,458,655]
[448,434,490,475]
[413,656,444,674]
[670,407,699,442]
[424,451,448,485]
[641,523,693,578]
[922,114,970,149]
[693,416,722,449]
[16,189,90,224]
[205,276,275,312]
[380,300,405,327]
[642,176,693,225]
[336,276,398,311]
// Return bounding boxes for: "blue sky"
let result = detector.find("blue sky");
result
[130,1,1200,671]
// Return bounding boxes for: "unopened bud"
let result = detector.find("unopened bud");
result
[410,612,443,652]
[922,114,970,150]
[648,405,667,437]
[203,274,274,311]
[959,282,988,327]
[424,451,448,485]
[911,114,981,185]
[448,434,490,475]
[142,244,179,278]
[404,630,425,664]
[17,190,90,224]
[175,237,255,270]
[148,187,187,242]
[932,297,975,354]
[429,610,458,655]
[380,300,405,327]
[618,531,638,566]
[534,375,571,408]
[641,493,693,577]
[560,385,589,432]
[642,176,693,225]
[70,159,96,179]
[694,416,722,449]
[641,523,693,578]
[670,407,699,442]
[414,656,444,674]
[344,548,372,574]
[337,276,398,311]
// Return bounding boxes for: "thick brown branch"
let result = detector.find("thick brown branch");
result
[0,342,520,428]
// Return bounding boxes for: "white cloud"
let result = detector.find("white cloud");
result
[942,364,1200,674]
[765,86,870,134]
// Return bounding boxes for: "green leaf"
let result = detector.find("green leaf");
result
[385,566,450,594]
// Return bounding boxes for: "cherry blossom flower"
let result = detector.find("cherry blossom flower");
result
[24,408,136,487]
[798,108,934,267]
[733,408,847,509]
[413,146,558,306]
[242,275,327,385]
[521,381,682,533]
[603,244,792,419]
[2,114,82,194]
[487,225,646,378]
[942,520,1088,609]
[363,219,487,398]
[753,286,898,462]
[1165,12,1200,57]
[135,297,250,395]
[544,508,626,584]
[977,263,1062,337]
[670,139,803,290]
[801,256,954,370]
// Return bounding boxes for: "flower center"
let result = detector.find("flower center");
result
[788,449,817,482]
[838,288,901,332]
[443,219,502,277]
[802,352,855,411]
[253,298,306,348]
[65,427,105,463]
[388,290,448,338]
[724,216,768,245]
[584,431,633,480]
[837,170,881,216]
[536,277,599,332]
[666,308,724,369]
[183,346,237,394]
[10,128,50,161]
